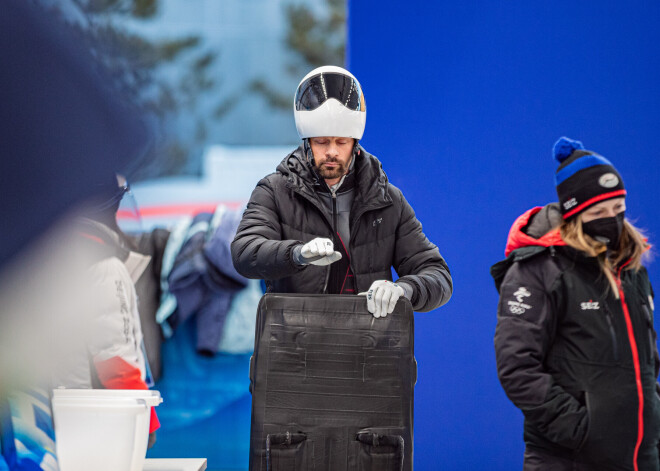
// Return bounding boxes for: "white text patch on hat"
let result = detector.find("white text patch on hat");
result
[563,197,577,210]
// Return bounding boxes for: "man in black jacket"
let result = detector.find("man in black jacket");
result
[231,66,452,317]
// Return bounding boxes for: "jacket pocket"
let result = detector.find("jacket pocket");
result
[353,428,405,471]
[575,391,590,453]
[577,390,637,467]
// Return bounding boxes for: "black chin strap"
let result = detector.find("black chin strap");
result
[303,138,314,167]
[350,140,360,170]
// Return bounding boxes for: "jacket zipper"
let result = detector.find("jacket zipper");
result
[290,175,391,294]
[322,188,339,294]
[642,304,654,363]
[616,262,644,471]
[288,182,338,294]
[604,308,619,362]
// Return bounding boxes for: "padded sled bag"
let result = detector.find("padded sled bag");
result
[249,294,415,471]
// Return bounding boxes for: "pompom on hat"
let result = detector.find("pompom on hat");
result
[553,137,626,220]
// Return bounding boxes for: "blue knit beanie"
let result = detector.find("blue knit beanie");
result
[553,137,626,219]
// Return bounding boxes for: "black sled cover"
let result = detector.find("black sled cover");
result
[249,294,415,470]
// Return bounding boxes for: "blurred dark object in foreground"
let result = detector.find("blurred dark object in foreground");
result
[0,0,150,271]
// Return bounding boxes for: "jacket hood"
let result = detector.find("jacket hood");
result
[276,143,392,206]
[276,144,312,181]
[504,204,566,257]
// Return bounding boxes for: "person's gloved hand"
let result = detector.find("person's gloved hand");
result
[294,237,342,266]
[359,280,406,318]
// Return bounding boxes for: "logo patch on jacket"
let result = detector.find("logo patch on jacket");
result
[580,300,600,310]
[509,287,532,315]
[513,287,531,302]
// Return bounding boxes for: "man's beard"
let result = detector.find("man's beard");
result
[314,159,348,180]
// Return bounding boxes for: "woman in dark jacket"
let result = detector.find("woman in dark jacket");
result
[492,137,660,471]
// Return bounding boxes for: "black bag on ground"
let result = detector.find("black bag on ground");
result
[249,294,415,471]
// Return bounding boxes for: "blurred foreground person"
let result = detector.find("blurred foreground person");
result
[232,65,452,317]
[1,0,154,466]
[0,177,160,469]
[67,175,161,444]
[492,137,659,470]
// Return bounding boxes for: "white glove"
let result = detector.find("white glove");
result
[359,280,405,318]
[297,237,342,266]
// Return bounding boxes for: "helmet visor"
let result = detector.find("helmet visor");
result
[295,72,366,112]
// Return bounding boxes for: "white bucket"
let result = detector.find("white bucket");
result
[52,388,162,406]
[52,389,162,471]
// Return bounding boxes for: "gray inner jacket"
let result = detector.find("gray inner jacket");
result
[230,144,452,312]
[317,178,355,251]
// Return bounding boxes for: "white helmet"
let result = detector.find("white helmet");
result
[293,65,366,140]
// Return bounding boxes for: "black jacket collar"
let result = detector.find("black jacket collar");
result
[277,144,392,207]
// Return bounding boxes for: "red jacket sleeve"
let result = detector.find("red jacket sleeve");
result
[94,356,160,433]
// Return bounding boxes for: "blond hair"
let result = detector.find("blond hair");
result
[559,216,649,298]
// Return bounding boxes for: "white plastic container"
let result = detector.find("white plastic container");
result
[52,388,162,405]
[52,389,162,471]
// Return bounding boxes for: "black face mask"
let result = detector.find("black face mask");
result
[582,212,625,250]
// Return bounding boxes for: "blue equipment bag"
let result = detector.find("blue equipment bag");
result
[249,294,415,470]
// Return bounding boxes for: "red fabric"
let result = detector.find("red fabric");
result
[616,261,644,471]
[504,207,566,257]
[94,356,161,433]
[116,201,244,219]
[336,232,354,295]
[78,232,106,245]
[148,407,161,434]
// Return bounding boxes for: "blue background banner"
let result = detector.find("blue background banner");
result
[347,1,660,469]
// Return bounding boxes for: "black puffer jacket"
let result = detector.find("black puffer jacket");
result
[492,205,660,471]
[231,144,452,312]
